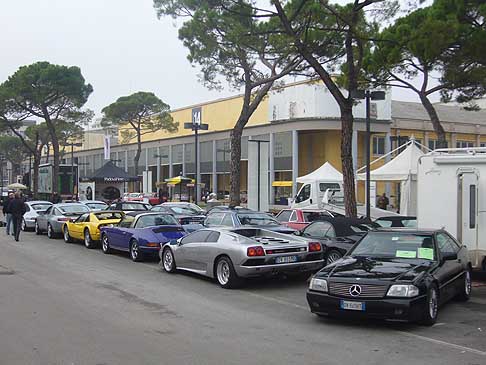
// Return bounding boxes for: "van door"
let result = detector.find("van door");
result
[292,184,312,208]
[458,170,478,256]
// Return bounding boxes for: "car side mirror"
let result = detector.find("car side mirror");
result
[294,231,302,236]
[169,239,178,246]
[442,252,458,262]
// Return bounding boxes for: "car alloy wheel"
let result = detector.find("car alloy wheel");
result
[326,250,343,265]
[162,247,176,273]
[35,222,41,235]
[457,270,472,301]
[101,235,112,254]
[217,260,230,285]
[21,219,26,231]
[47,224,54,239]
[428,287,438,320]
[84,229,94,249]
[215,257,240,289]
[63,227,72,243]
[130,240,142,262]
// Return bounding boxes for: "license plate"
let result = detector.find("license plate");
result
[340,300,365,311]
[275,255,298,264]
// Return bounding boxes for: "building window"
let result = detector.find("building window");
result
[428,140,449,150]
[456,141,474,148]
[480,142,486,148]
[372,136,385,155]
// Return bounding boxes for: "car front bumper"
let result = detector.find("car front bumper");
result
[306,291,427,322]
[236,259,324,278]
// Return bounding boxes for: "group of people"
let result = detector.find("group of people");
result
[2,192,27,242]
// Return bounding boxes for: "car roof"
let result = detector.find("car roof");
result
[54,203,87,207]
[373,227,441,235]
[27,200,52,205]
[82,200,107,204]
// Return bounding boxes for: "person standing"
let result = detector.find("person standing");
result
[377,192,389,210]
[3,192,14,235]
[51,192,61,204]
[9,192,27,242]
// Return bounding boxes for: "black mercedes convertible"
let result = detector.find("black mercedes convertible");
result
[306,229,472,325]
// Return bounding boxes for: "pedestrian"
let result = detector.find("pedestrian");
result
[3,192,14,235]
[377,192,389,210]
[9,192,27,242]
[51,191,61,204]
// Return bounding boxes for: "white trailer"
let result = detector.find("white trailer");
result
[417,148,486,270]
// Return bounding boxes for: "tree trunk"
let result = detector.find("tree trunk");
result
[42,111,60,193]
[229,123,244,207]
[134,131,142,192]
[419,93,447,148]
[32,154,40,199]
[341,105,357,218]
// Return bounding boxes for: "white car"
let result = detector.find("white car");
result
[22,201,53,231]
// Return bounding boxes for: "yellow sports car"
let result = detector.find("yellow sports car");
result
[62,210,124,248]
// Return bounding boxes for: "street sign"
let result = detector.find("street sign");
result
[192,107,202,126]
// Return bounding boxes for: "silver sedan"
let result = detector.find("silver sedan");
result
[160,227,324,288]
[22,201,53,231]
[35,203,91,239]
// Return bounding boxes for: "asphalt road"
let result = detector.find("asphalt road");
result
[1,230,485,365]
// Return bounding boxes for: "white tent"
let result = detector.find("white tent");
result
[357,140,426,216]
[297,162,343,184]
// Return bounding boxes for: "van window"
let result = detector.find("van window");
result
[470,185,476,229]
[319,183,340,192]
[296,184,311,203]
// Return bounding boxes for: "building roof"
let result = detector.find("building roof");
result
[392,100,486,125]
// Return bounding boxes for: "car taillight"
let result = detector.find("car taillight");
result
[309,242,322,252]
[247,246,265,257]
[146,242,160,248]
[58,217,71,222]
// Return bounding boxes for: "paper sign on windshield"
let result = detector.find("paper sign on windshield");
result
[396,250,417,258]
[418,248,434,260]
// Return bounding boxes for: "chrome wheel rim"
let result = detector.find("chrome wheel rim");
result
[102,236,109,251]
[327,252,342,265]
[131,242,138,259]
[47,225,52,237]
[21,220,26,231]
[35,222,39,233]
[429,288,438,319]
[217,260,230,285]
[163,250,173,271]
[465,271,472,296]
[85,231,91,247]
[64,228,69,242]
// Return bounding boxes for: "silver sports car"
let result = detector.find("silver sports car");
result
[35,203,90,238]
[160,227,324,288]
[22,201,53,231]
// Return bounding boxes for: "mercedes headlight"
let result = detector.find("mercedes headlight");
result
[387,285,419,298]
[309,278,328,293]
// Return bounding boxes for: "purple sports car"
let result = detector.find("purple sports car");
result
[100,212,187,262]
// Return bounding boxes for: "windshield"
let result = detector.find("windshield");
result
[31,203,52,211]
[136,214,178,228]
[122,203,149,210]
[237,213,280,226]
[350,232,436,260]
[87,203,108,210]
[168,206,200,215]
[59,205,90,214]
[303,211,331,222]
[95,212,124,221]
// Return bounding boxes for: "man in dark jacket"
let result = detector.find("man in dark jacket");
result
[51,192,62,204]
[3,192,14,235]
[9,192,27,242]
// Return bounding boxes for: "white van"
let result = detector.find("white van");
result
[417,148,486,270]
[291,181,343,209]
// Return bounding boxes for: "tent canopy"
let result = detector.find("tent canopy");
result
[85,161,139,183]
[357,142,425,181]
[297,162,343,184]
[164,175,195,185]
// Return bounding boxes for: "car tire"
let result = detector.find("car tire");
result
[325,250,343,266]
[101,234,112,254]
[84,229,95,249]
[420,284,439,326]
[63,226,72,243]
[215,256,241,289]
[456,269,472,302]
[35,221,41,235]
[21,219,27,232]
[47,223,55,239]
[129,239,143,262]
[161,247,177,273]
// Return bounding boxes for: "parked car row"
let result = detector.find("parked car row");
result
[24,202,471,326]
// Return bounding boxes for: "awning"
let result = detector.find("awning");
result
[297,162,343,184]
[272,181,293,187]
[83,160,139,183]
[164,176,195,185]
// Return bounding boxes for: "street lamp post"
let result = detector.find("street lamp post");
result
[351,90,386,219]
[184,108,209,204]
[248,139,269,211]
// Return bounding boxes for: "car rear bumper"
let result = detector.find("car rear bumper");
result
[236,259,324,277]
[24,218,36,228]
[306,291,427,322]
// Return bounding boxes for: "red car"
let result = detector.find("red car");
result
[275,209,335,230]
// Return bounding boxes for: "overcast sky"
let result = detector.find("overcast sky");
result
[0,0,432,119]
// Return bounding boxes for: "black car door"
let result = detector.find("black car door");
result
[435,232,464,302]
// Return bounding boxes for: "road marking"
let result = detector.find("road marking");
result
[396,331,486,356]
[244,291,486,357]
